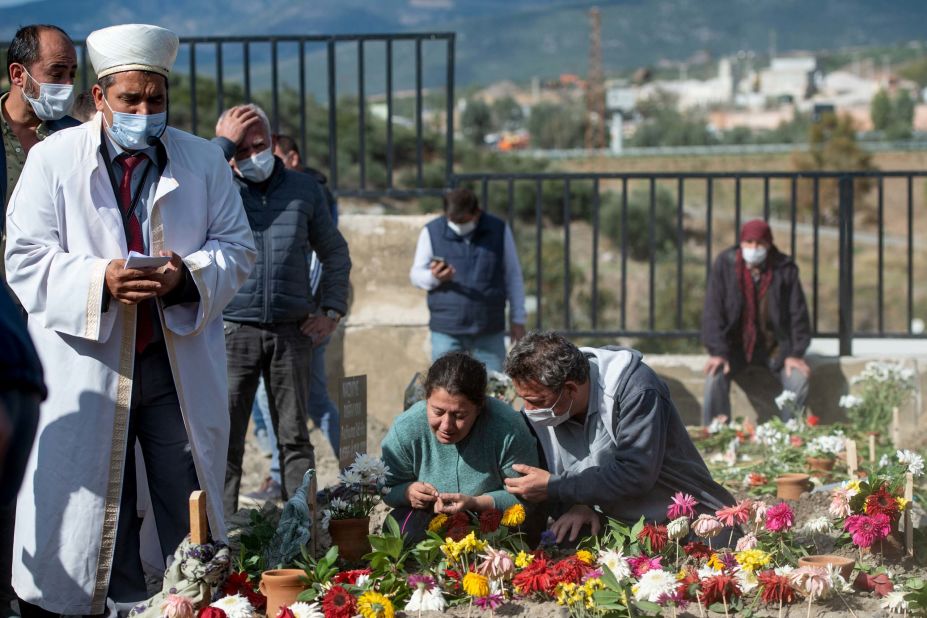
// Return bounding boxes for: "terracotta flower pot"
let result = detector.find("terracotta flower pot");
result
[798,554,855,580]
[328,516,371,563]
[259,569,308,617]
[775,473,812,500]
[806,456,836,472]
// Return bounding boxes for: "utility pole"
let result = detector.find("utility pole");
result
[585,6,607,150]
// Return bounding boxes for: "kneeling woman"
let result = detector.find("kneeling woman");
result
[380,352,539,540]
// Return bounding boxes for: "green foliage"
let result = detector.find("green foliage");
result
[600,187,679,261]
[461,99,493,146]
[870,88,915,140]
[870,89,893,131]
[841,361,916,434]
[491,96,525,131]
[630,91,716,147]
[363,516,414,600]
[233,508,280,581]
[527,101,587,149]
[295,545,340,601]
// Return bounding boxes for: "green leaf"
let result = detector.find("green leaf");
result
[633,599,662,615]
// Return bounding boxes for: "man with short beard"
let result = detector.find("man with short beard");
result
[5,24,255,616]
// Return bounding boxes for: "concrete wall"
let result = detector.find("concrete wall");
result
[328,214,926,446]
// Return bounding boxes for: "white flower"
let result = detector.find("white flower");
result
[288,602,324,618]
[355,574,371,588]
[881,590,909,613]
[879,454,892,469]
[597,549,631,581]
[755,424,787,448]
[338,468,363,485]
[734,567,758,594]
[697,565,716,579]
[211,595,254,618]
[774,565,795,576]
[633,569,677,603]
[808,434,845,456]
[839,394,862,409]
[405,587,447,612]
[897,449,925,477]
[707,416,728,434]
[775,390,798,410]
[667,517,689,541]
[350,454,389,484]
[825,565,852,593]
[784,418,802,433]
[802,516,833,535]
[329,498,350,512]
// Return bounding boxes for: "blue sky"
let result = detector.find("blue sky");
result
[0,0,39,6]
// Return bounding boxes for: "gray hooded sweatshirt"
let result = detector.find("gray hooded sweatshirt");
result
[539,346,735,523]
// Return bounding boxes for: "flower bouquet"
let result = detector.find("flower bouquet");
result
[321,453,389,562]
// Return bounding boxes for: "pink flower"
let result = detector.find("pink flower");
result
[477,546,515,580]
[828,489,852,518]
[160,595,194,618]
[735,533,758,551]
[764,503,794,533]
[667,492,698,520]
[715,500,752,526]
[844,513,892,549]
[751,501,769,524]
[692,514,723,539]
[627,555,662,578]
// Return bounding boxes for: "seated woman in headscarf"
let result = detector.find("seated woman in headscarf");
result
[380,352,539,541]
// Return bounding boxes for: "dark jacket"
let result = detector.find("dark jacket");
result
[701,245,811,371]
[222,157,351,323]
[0,283,44,398]
[426,213,507,335]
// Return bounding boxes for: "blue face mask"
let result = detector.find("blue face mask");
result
[104,97,166,150]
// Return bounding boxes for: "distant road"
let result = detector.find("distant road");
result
[510,141,927,159]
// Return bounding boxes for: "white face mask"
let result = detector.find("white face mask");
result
[236,147,276,182]
[21,68,74,121]
[523,389,574,428]
[103,97,166,151]
[742,246,768,266]
[448,219,477,237]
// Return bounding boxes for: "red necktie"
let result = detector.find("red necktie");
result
[118,153,153,354]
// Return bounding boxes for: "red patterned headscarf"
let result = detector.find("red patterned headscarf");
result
[738,220,774,362]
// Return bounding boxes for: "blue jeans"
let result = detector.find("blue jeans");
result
[251,338,340,484]
[430,330,506,373]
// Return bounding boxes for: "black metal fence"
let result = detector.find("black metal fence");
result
[452,171,927,354]
[3,32,456,198]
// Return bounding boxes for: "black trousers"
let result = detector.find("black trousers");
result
[223,322,315,515]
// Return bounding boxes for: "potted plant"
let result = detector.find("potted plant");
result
[804,433,845,472]
[322,453,389,563]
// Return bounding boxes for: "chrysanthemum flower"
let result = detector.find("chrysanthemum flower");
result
[160,595,194,618]
[427,514,448,533]
[633,569,678,603]
[764,503,794,533]
[356,591,394,618]
[638,523,669,553]
[321,586,356,618]
[789,566,833,600]
[667,492,698,520]
[287,602,323,618]
[462,572,490,598]
[501,503,526,527]
[692,514,723,539]
[210,595,254,618]
[757,570,797,605]
[597,549,630,580]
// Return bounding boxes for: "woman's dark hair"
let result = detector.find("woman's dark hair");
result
[424,352,487,407]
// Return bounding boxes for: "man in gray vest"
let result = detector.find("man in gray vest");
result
[410,187,526,372]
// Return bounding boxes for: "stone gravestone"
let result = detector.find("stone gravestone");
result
[338,375,368,471]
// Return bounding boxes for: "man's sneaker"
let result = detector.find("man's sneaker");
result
[243,477,282,503]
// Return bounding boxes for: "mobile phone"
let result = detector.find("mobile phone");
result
[430,256,446,265]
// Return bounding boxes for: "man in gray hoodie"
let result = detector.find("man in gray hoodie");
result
[504,331,735,544]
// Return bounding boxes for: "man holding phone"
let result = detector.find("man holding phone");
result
[409,187,526,372]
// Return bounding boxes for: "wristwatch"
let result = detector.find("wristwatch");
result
[323,308,343,323]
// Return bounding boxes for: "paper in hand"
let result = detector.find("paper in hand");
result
[124,251,170,270]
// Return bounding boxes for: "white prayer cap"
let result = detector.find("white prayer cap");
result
[87,24,179,79]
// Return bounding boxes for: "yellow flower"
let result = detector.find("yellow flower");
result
[582,578,603,594]
[515,551,534,568]
[575,549,595,565]
[555,582,576,606]
[706,553,725,572]
[459,531,487,553]
[897,497,910,512]
[846,479,861,494]
[501,503,526,527]
[428,514,448,533]
[441,538,462,563]
[357,591,394,618]
[735,549,771,574]
[462,572,490,598]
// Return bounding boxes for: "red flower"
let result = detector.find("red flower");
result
[637,523,669,553]
[276,609,295,618]
[512,557,554,596]
[548,556,590,586]
[683,542,713,561]
[447,525,470,541]
[764,502,794,533]
[790,435,803,447]
[747,473,767,487]
[222,572,265,609]
[757,570,797,605]
[448,512,470,529]
[853,572,894,597]
[332,569,371,585]
[676,568,701,601]
[444,569,462,592]
[198,608,226,618]
[865,486,900,520]
[321,585,356,618]
[806,414,820,427]
[700,574,741,606]
[479,509,503,534]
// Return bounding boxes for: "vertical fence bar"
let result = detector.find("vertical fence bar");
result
[734,177,742,241]
[563,180,572,331]
[357,40,366,190]
[620,178,628,331]
[480,178,489,215]
[813,177,820,333]
[705,178,713,283]
[189,43,198,135]
[445,36,456,185]
[270,38,279,132]
[592,179,601,330]
[763,177,770,220]
[326,39,338,190]
[535,178,543,330]
[908,175,914,332]
[506,179,515,229]
[415,38,423,187]
[215,42,224,117]
[838,176,854,355]
[243,41,251,101]
[790,177,797,259]
[676,177,684,330]
[385,39,394,189]
[878,177,884,334]
[298,39,307,159]
[649,177,656,331]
